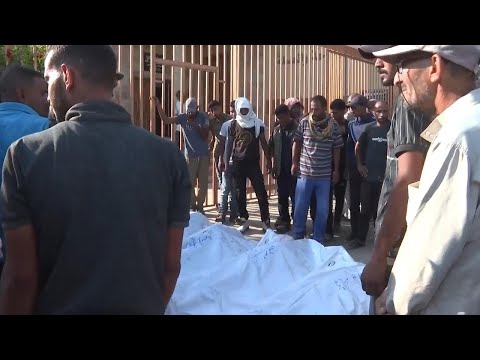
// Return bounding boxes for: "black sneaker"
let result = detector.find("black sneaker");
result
[333,221,341,233]
[276,223,291,234]
[346,239,365,250]
[274,218,282,229]
[261,219,271,233]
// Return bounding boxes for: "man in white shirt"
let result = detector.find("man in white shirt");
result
[372,45,480,315]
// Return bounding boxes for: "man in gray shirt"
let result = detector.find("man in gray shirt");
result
[0,45,191,315]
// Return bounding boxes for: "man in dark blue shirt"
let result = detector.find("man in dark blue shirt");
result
[0,64,50,274]
[346,95,376,243]
[156,97,210,214]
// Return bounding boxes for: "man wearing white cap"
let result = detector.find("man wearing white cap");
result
[372,45,480,315]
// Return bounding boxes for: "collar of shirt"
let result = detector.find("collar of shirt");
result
[354,113,375,125]
[65,101,132,124]
[421,88,480,143]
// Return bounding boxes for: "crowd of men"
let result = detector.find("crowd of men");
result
[155,90,392,247]
[0,45,479,315]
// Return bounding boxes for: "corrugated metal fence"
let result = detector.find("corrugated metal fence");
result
[113,45,394,207]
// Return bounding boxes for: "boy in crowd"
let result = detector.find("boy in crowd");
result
[269,104,297,233]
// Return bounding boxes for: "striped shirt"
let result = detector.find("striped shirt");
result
[375,95,430,237]
[294,116,343,179]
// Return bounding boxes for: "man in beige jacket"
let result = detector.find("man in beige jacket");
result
[373,45,480,315]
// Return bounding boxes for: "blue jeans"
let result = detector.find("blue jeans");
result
[292,177,331,243]
[219,164,238,217]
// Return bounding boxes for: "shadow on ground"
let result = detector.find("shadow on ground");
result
[203,196,374,264]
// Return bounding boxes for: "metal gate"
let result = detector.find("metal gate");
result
[113,45,394,210]
[113,45,221,207]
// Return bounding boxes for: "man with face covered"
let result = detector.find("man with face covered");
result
[344,93,360,122]
[372,45,480,315]
[157,97,210,214]
[0,64,50,276]
[357,46,430,301]
[222,97,271,234]
[0,45,191,314]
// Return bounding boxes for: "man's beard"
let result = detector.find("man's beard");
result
[382,77,394,86]
[50,78,71,123]
[402,82,437,122]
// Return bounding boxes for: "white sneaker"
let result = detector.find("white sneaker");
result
[236,218,250,234]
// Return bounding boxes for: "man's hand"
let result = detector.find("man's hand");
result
[357,164,368,178]
[375,289,390,315]
[266,159,272,174]
[291,162,299,176]
[361,256,388,297]
[332,170,339,184]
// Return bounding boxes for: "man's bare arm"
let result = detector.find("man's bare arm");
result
[291,140,301,175]
[259,132,272,173]
[154,98,176,125]
[209,128,216,152]
[361,151,425,297]
[0,224,38,315]
[355,141,368,178]
[162,227,183,308]
[372,151,425,260]
[224,136,234,171]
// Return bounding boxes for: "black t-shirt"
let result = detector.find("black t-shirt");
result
[280,128,293,175]
[229,120,264,162]
[0,101,191,315]
[358,121,390,183]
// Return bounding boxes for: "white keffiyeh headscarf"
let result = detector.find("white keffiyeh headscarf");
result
[235,97,264,138]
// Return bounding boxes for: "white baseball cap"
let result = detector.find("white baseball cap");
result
[373,45,480,73]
